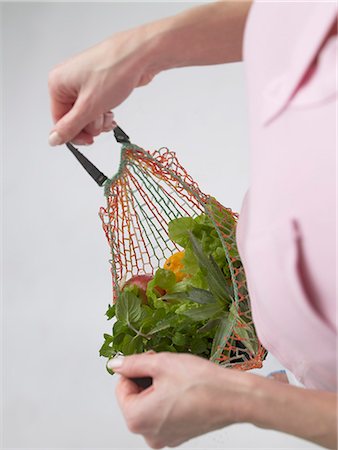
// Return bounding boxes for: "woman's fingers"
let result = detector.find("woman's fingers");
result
[48,24,155,146]
[83,115,103,136]
[109,353,159,405]
[81,111,116,138]
[59,111,116,146]
[113,352,248,448]
[48,95,93,146]
[49,69,116,146]
[70,130,95,146]
[116,375,143,402]
[102,111,115,131]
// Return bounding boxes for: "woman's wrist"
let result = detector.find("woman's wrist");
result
[240,372,337,448]
[208,367,259,428]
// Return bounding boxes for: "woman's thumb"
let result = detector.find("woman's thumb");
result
[107,353,158,378]
[49,99,91,146]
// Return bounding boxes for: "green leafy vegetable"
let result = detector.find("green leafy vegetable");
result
[197,318,220,334]
[188,232,233,304]
[105,304,115,320]
[116,291,142,324]
[153,268,176,291]
[162,287,216,304]
[100,209,259,373]
[168,217,195,247]
[180,303,223,321]
[210,315,234,362]
[147,314,176,334]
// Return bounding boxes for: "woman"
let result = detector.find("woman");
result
[48,2,337,448]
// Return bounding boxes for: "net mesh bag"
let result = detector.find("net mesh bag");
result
[99,142,267,370]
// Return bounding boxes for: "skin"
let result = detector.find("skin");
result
[113,352,337,449]
[48,1,337,448]
[48,1,250,145]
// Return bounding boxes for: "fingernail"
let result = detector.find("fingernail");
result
[107,356,125,371]
[48,131,63,146]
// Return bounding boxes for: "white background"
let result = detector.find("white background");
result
[2,2,321,449]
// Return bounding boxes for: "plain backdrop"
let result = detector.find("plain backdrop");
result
[2,2,322,449]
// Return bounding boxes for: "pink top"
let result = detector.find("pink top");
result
[237,2,337,391]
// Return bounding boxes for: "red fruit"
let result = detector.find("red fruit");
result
[121,274,165,304]
[155,285,166,297]
[123,274,152,304]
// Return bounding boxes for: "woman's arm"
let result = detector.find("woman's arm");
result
[244,374,337,449]
[141,1,252,74]
[48,1,252,146]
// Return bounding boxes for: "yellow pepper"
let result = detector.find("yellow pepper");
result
[163,251,188,282]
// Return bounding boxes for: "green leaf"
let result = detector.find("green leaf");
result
[153,268,176,291]
[172,332,189,346]
[168,217,195,247]
[148,335,172,349]
[99,336,116,358]
[105,304,116,320]
[233,323,258,355]
[115,291,142,324]
[189,232,232,304]
[112,332,129,352]
[229,304,258,355]
[170,277,194,293]
[209,256,234,301]
[162,287,216,304]
[122,283,140,296]
[175,315,197,332]
[120,334,144,355]
[113,320,129,338]
[181,247,199,275]
[128,335,144,354]
[210,315,234,362]
[180,303,223,321]
[190,337,208,354]
[147,314,176,335]
[193,213,213,229]
[139,307,165,333]
[103,333,114,342]
[183,287,216,304]
[146,269,177,306]
[197,318,220,334]
[99,346,116,358]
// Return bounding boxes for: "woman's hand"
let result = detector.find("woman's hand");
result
[48,2,252,146]
[111,352,253,449]
[111,352,337,449]
[48,27,158,146]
